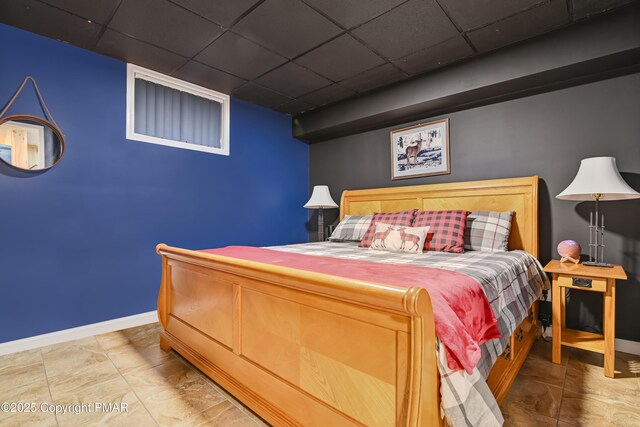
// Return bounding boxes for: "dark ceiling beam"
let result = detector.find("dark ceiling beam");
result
[293,6,640,143]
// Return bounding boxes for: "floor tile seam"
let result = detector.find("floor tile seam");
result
[164,351,256,425]
[189,398,256,427]
[40,336,102,356]
[170,352,226,392]
[97,337,139,354]
[40,348,61,427]
[208,383,265,425]
[559,388,640,409]
[139,376,229,427]
[98,339,161,427]
[0,361,49,380]
[556,347,572,424]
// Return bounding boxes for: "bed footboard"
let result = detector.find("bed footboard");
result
[156,244,442,427]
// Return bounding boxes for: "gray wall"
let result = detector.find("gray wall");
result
[309,73,640,342]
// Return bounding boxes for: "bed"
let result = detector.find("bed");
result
[156,176,545,426]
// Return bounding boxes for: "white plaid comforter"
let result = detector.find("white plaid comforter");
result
[268,241,550,427]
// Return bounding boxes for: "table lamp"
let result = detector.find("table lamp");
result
[304,185,338,241]
[556,157,640,267]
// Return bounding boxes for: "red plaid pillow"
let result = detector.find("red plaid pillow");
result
[359,210,417,248]
[413,210,469,253]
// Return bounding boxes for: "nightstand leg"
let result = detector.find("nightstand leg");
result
[604,279,616,378]
[552,275,562,364]
[560,287,566,328]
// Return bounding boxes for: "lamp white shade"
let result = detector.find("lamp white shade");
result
[304,185,338,209]
[556,157,640,201]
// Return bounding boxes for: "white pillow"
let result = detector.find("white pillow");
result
[369,222,430,253]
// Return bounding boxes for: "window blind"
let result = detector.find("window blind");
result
[134,78,222,149]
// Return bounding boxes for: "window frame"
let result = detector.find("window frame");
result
[126,64,230,156]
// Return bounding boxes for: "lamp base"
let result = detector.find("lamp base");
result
[582,261,614,268]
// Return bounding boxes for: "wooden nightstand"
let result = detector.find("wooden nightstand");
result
[543,260,627,377]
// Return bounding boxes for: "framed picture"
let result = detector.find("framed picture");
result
[390,118,450,180]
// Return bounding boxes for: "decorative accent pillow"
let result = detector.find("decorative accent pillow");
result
[369,223,430,253]
[358,209,418,248]
[413,210,469,253]
[329,215,373,242]
[464,211,514,252]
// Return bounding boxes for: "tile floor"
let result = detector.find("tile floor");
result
[0,323,267,427]
[500,337,640,426]
[0,323,638,426]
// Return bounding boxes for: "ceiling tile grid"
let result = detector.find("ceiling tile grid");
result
[438,0,547,31]
[301,0,407,29]
[393,35,475,75]
[173,61,247,94]
[254,62,332,98]
[352,0,460,60]
[95,29,188,75]
[169,0,263,27]
[194,31,288,80]
[232,83,293,108]
[0,0,635,116]
[467,0,570,52]
[0,0,103,49]
[299,84,356,106]
[295,34,386,81]
[339,63,408,93]
[40,0,121,25]
[231,0,343,58]
[108,0,224,58]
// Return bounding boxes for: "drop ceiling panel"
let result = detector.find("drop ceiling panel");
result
[352,0,459,60]
[40,0,121,24]
[170,0,262,27]
[299,84,356,106]
[255,62,332,97]
[232,83,292,108]
[339,63,407,93]
[0,0,632,116]
[232,0,343,58]
[393,36,474,75]
[275,99,316,115]
[96,30,188,75]
[571,0,635,19]
[438,0,546,31]
[109,0,223,57]
[295,34,386,81]
[0,0,102,49]
[302,0,407,29]
[173,61,247,93]
[468,0,569,52]
[195,32,287,80]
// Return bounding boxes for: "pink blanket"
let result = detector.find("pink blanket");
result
[202,246,500,373]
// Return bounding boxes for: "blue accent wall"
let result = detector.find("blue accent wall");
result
[0,24,309,343]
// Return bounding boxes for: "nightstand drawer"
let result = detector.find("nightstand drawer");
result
[557,275,607,292]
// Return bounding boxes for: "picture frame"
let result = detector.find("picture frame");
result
[390,118,450,180]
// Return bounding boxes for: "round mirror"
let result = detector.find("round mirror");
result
[0,114,65,171]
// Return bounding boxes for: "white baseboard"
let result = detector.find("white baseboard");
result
[615,338,640,356]
[0,311,158,356]
[541,328,640,356]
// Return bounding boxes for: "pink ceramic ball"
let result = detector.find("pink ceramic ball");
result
[557,240,581,259]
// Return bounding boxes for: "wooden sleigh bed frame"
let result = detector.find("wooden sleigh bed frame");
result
[156,176,540,427]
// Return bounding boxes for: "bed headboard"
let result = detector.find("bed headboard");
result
[340,176,539,257]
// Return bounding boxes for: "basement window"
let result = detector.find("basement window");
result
[126,64,230,156]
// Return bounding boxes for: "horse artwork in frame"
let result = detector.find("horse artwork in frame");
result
[390,118,450,180]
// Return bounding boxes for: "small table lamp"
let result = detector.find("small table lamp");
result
[304,185,338,241]
[556,157,640,267]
